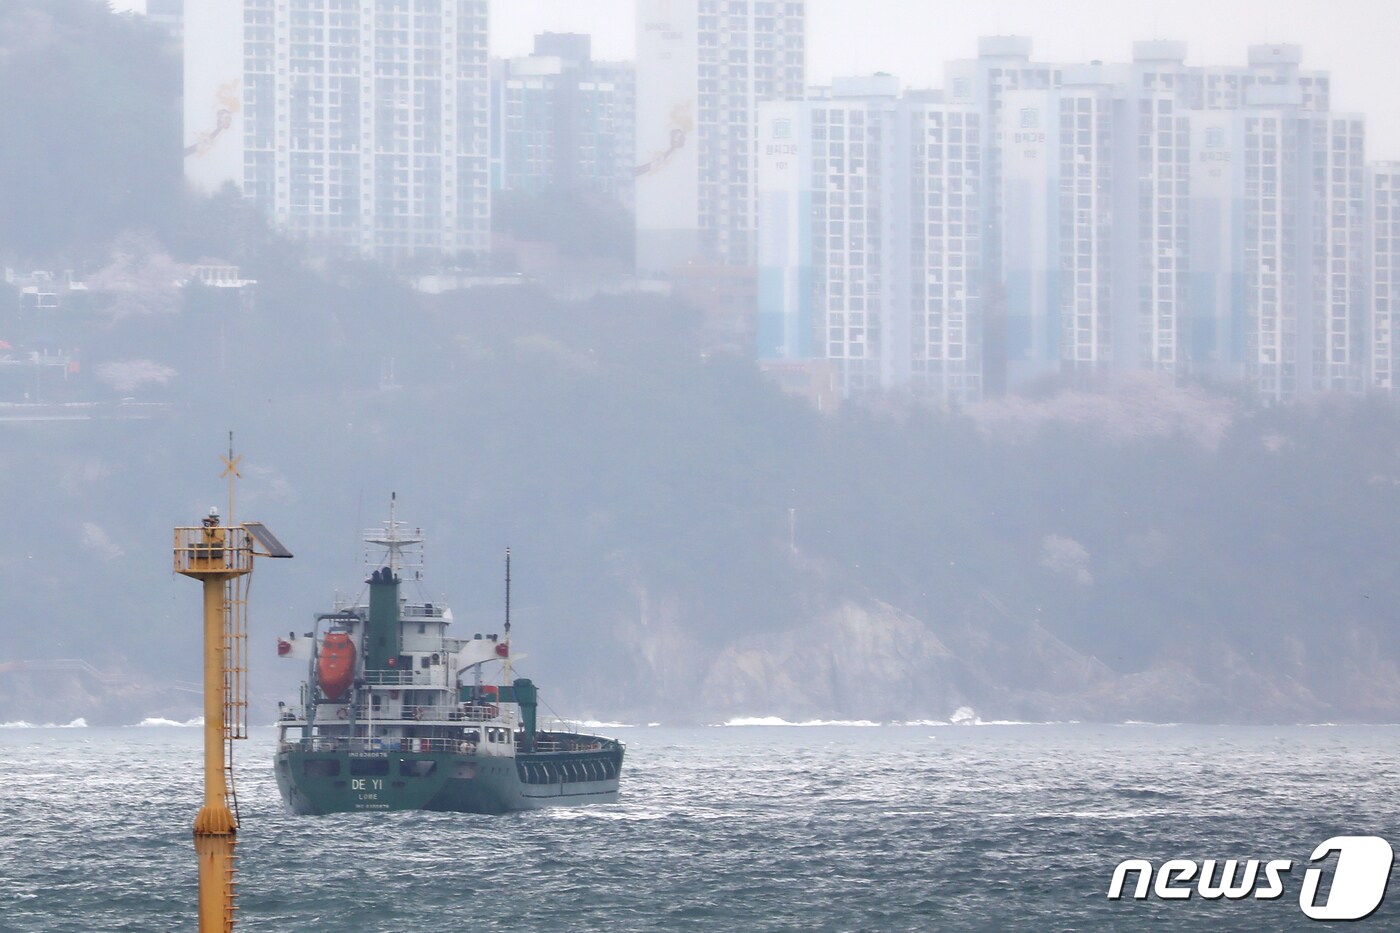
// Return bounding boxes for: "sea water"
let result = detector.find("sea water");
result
[1,722,1397,931]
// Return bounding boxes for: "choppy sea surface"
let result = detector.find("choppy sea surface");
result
[2,721,1398,931]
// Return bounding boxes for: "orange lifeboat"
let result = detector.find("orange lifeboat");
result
[318,632,356,701]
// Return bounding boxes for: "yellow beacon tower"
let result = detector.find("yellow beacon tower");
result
[173,450,291,932]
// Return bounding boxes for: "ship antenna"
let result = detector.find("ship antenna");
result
[503,548,513,718]
[389,491,397,577]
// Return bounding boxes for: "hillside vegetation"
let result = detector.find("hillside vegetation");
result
[3,0,1399,725]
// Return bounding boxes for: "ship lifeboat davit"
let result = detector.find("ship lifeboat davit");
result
[318,633,356,701]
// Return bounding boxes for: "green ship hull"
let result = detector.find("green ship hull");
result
[275,735,624,816]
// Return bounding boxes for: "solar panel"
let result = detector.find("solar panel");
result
[242,522,293,558]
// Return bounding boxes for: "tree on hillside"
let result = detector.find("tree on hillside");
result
[0,0,180,263]
[492,186,634,263]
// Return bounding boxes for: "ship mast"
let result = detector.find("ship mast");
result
[363,492,422,580]
[173,444,291,932]
[502,548,513,687]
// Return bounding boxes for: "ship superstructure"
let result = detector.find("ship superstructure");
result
[274,510,623,815]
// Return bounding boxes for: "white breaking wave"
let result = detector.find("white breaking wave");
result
[978,720,1042,726]
[950,706,980,725]
[719,716,881,727]
[134,716,204,728]
[0,718,88,729]
[573,720,637,729]
[896,714,1077,727]
[1119,720,1182,727]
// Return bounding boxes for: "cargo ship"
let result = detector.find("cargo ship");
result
[273,509,624,815]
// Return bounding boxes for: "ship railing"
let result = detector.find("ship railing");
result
[361,670,449,687]
[397,703,503,723]
[280,736,478,756]
[530,735,612,754]
[282,703,503,724]
[361,670,415,686]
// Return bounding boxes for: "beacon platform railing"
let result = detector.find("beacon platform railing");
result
[173,526,253,575]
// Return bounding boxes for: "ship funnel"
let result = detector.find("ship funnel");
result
[513,678,538,751]
[365,566,402,669]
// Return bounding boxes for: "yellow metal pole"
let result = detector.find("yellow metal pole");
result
[194,575,236,932]
[177,470,289,931]
[199,577,231,824]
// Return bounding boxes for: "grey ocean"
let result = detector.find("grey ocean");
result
[2,723,1397,931]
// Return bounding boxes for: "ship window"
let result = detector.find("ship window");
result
[420,656,430,669]
[418,623,426,634]
[303,759,341,777]
[349,758,390,776]
[400,760,437,778]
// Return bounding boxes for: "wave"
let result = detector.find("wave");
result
[541,719,640,730]
[574,720,637,729]
[893,717,1080,727]
[0,718,88,729]
[719,714,1075,728]
[949,706,979,724]
[718,717,881,727]
[1118,720,1182,727]
[134,716,204,727]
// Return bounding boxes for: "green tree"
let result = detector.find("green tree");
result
[0,0,180,263]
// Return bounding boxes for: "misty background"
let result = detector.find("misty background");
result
[116,0,1400,156]
[3,0,1400,727]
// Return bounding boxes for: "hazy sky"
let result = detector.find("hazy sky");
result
[116,0,1400,156]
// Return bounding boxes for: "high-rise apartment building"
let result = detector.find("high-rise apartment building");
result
[1183,50,1364,400]
[490,33,635,210]
[635,0,805,273]
[949,39,1364,401]
[1367,163,1400,395]
[183,0,491,265]
[758,77,983,402]
[999,74,1120,386]
[758,39,1372,405]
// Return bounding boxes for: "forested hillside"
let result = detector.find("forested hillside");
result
[3,1,1399,725]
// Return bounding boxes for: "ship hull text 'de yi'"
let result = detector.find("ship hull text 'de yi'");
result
[273,511,623,815]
